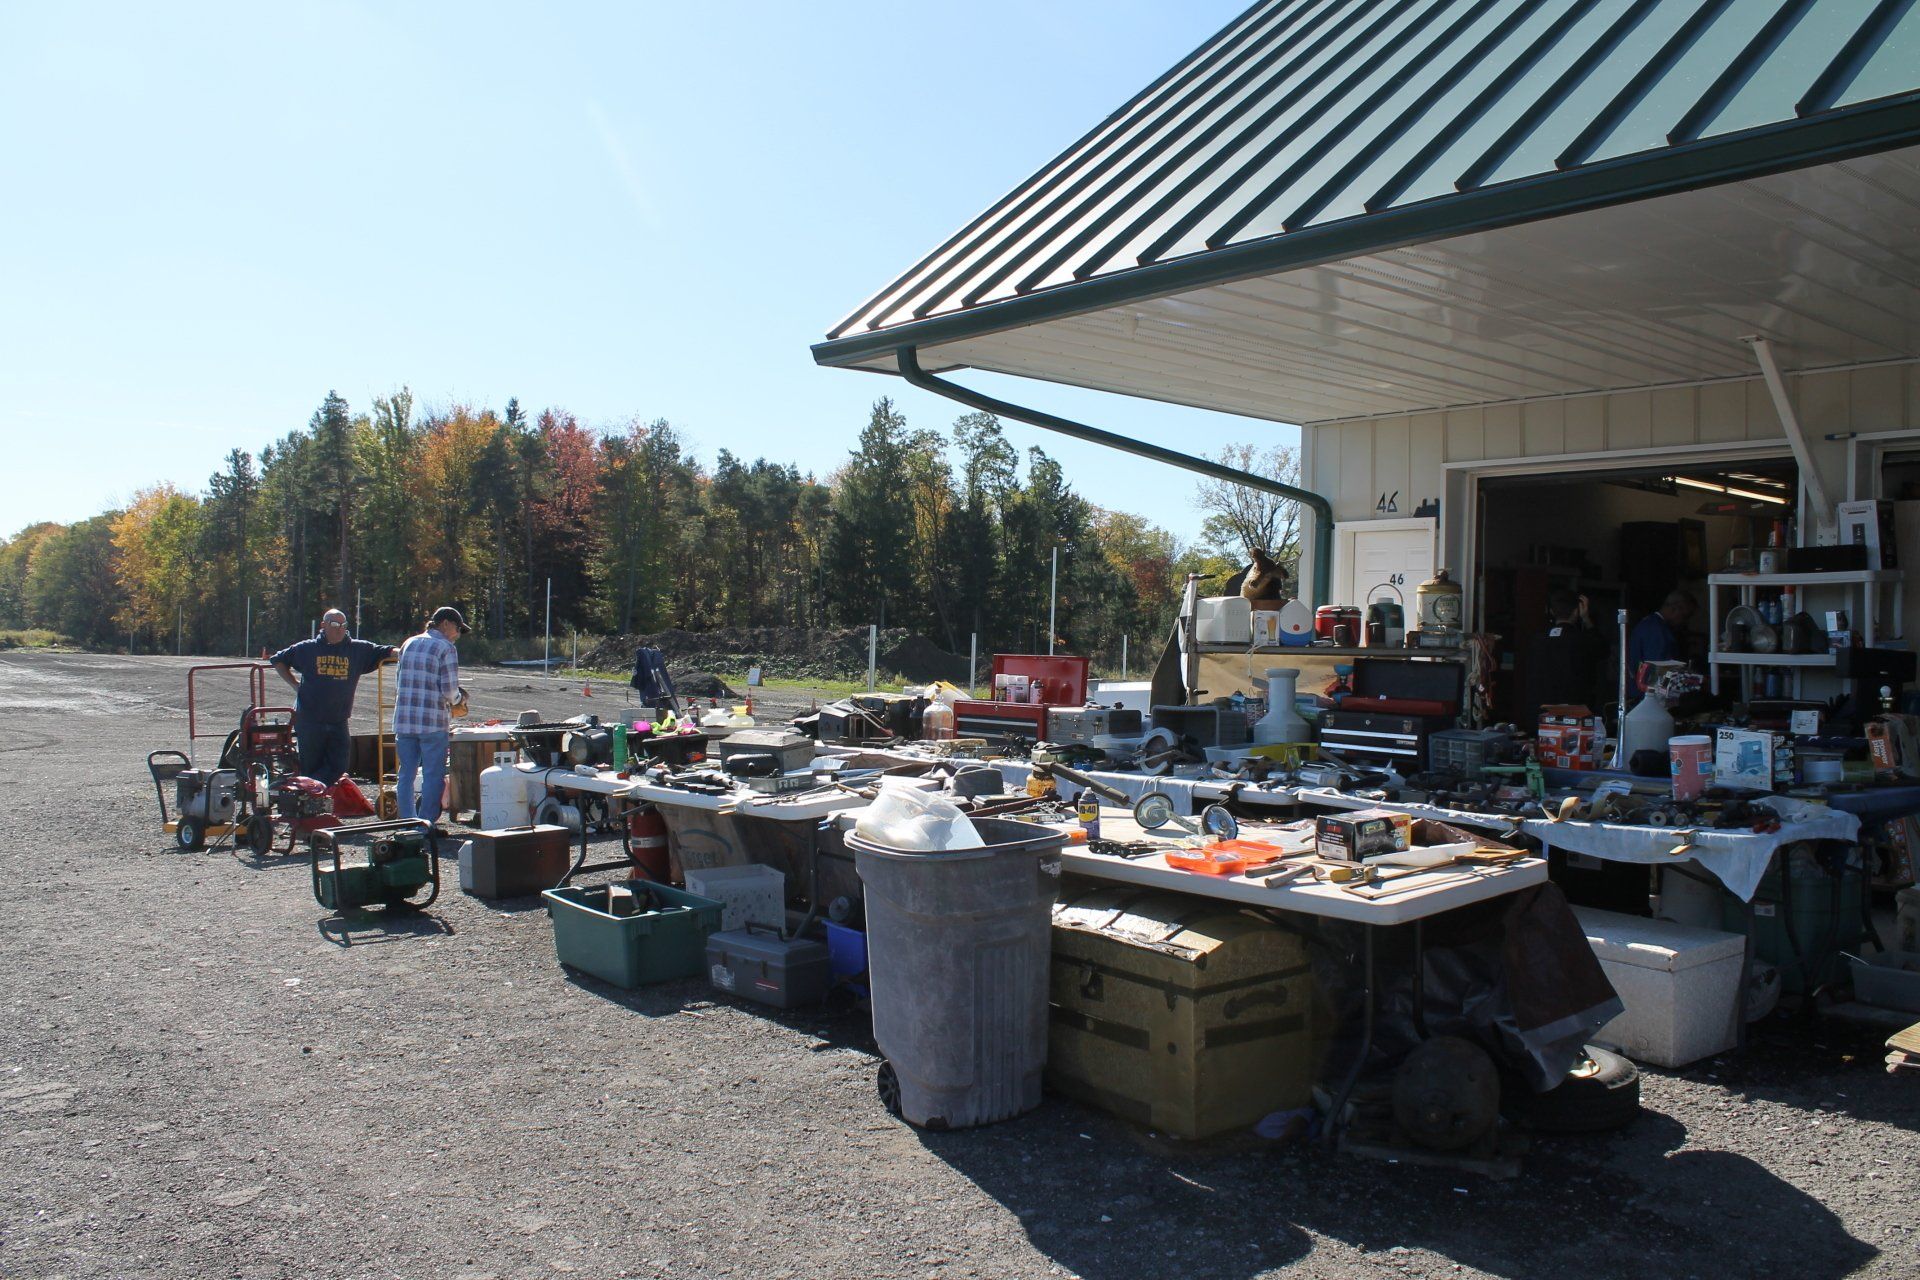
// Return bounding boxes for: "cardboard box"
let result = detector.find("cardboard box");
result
[1538,704,1600,770]
[1714,728,1789,792]
[1836,499,1898,570]
[1314,808,1409,861]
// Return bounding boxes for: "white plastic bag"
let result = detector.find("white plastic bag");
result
[853,779,984,851]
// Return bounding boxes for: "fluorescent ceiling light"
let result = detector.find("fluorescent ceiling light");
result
[1671,476,1789,505]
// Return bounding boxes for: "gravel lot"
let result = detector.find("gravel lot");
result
[1,651,1914,1279]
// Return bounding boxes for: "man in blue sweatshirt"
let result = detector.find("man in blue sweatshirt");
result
[271,609,395,783]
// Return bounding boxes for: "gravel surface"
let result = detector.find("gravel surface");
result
[1,651,1914,1280]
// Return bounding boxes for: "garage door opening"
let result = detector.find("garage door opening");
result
[1476,457,1798,724]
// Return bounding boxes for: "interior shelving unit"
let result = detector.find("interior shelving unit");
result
[1706,569,1904,698]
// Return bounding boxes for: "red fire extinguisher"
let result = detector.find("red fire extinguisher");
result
[625,803,670,882]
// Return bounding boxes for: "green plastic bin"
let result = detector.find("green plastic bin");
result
[543,882,724,988]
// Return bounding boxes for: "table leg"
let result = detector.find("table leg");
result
[1325,926,1374,1148]
[560,815,591,887]
[1736,898,1756,1050]
[1412,919,1427,1040]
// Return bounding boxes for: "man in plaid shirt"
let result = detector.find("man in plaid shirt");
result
[392,606,469,826]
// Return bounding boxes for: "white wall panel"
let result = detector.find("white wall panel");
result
[1850,363,1908,433]
[1373,419,1412,518]
[1444,408,1485,461]
[1744,379,1779,440]
[1409,413,1445,513]
[1338,422,1375,521]
[1651,386,1696,446]
[1565,397,1607,452]
[1608,390,1652,450]
[1484,404,1522,459]
[1698,381,1747,443]
[1522,400,1566,456]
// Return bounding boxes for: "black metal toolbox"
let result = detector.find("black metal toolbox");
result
[705,928,831,1009]
[1318,708,1454,767]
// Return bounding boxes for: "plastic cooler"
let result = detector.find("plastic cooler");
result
[847,817,1064,1130]
[684,863,786,933]
[543,882,724,988]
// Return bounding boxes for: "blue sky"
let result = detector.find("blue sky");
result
[1,2,1292,544]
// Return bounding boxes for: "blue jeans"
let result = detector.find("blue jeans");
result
[395,730,449,826]
[294,716,351,784]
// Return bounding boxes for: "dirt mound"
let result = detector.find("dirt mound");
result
[581,626,969,684]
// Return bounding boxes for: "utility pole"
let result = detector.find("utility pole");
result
[544,577,553,678]
[244,596,251,657]
[1048,546,1059,655]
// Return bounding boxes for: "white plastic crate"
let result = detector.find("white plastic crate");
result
[683,863,786,933]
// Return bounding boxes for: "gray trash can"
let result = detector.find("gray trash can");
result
[848,817,1065,1130]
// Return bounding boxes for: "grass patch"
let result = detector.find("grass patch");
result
[0,628,72,650]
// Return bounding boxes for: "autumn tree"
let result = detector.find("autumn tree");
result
[1192,442,1303,580]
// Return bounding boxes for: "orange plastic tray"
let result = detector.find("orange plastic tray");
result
[1165,839,1287,876]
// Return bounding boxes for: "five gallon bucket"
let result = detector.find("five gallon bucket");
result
[847,817,1064,1130]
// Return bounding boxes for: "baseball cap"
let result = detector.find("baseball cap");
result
[429,606,470,634]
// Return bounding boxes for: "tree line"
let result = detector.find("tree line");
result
[0,390,1300,668]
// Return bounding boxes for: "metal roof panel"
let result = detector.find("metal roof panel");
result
[821,0,1920,359]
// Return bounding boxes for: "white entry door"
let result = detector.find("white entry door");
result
[1332,518,1436,611]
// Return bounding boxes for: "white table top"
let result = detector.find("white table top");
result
[1062,812,1546,926]
[448,725,518,741]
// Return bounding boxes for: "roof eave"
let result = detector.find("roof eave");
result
[812,94,1920,373]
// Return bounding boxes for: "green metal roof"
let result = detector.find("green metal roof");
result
[815,0,1920,369]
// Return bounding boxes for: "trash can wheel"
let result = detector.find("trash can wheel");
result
[877,1059,902,1119]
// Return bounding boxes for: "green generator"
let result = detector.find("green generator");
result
[312,820,441,913]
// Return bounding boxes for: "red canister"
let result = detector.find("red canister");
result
[1314,605,1361,643]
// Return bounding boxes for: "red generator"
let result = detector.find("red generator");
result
[953,654,1091,743]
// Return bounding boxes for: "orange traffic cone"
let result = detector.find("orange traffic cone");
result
[583,682,593,697]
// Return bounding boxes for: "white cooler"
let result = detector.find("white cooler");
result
[1574,907,1745,1068]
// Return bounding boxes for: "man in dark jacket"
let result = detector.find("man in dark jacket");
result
[1524,589,1604,724]
[271,609,395,783]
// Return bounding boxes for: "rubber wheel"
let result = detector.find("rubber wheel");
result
[876,1060,903,1119]
[1505,1045,1641,1134]
[247,815,275,857]
[176,819,203,851]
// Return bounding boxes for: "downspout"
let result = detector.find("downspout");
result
[896,347,1336,606]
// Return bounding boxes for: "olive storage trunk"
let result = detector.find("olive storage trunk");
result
[1047,884,1316,1140]
[468,824,572,899]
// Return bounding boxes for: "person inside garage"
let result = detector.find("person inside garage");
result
[1626,589,1696,703]
[271,609,395,784]
[1523,589,1605,723]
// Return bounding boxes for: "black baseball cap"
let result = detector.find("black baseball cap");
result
[429,606,470,634]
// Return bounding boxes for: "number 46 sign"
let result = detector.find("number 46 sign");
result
[1375,490,1398,514]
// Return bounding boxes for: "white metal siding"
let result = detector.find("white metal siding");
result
[1305,363,1920,528]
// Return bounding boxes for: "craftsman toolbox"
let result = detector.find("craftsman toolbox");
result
[467,824,571,898]
[1047,884,1317,1139]
[953,698,1050,742]
[1321,657,1462,766]
[705,928,832,1009]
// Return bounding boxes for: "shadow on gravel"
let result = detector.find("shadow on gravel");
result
[316,911,456,949]
[1668,1015,1920,1129]
[906,1095,1877,1280]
